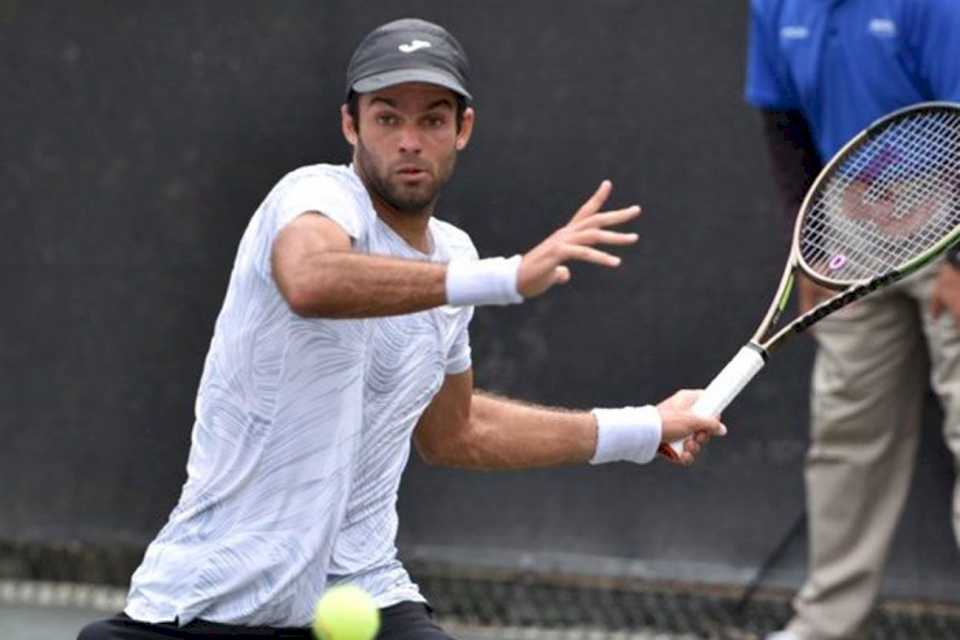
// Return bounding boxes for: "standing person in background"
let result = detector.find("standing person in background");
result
[746,2,960,638]
[78,17,724,640]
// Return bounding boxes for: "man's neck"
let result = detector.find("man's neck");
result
[353,162,435,253]
[367,188,434,254]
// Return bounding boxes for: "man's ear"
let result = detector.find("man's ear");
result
[341,104,358,146]
[455,106,475,151]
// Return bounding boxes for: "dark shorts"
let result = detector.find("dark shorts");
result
[77,601,455,639]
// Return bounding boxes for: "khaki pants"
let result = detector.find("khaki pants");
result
[787,262,960,640]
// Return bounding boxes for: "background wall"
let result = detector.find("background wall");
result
[1,0,956,601]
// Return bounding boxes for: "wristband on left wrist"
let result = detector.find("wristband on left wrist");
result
[445,255,524,307]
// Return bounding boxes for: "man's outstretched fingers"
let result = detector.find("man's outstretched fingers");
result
[570,180,613,223]
[569,229,639,247]
[560,244,622,267]
[576,206,641,230]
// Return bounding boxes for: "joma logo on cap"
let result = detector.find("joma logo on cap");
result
[399,39,431,53]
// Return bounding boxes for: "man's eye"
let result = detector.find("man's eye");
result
[377,114,398,126]
[425,116,446,128]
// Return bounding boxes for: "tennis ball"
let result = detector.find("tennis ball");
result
[312,584,380,640]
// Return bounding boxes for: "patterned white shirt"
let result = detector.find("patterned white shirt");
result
[125,164,476,627]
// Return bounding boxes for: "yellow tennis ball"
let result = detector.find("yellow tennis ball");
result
[312,585,380,640]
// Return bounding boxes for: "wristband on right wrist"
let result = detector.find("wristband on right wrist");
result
[445,255,524,307]
[589,405,662,465]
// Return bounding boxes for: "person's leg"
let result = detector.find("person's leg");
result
[377,602,456,640]
[915,264,960,549]
[787,284,927,640]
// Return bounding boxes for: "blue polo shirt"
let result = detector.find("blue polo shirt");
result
[745,0,960,161]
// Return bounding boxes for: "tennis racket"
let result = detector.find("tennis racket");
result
[664,101,960,461]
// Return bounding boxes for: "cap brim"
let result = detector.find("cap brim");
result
[351,68,471,100]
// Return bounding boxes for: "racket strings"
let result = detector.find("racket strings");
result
[806,114,958,275]
[799,108,960,282]
[807,113,960,275]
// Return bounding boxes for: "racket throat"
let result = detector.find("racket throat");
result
[787,269,901,338]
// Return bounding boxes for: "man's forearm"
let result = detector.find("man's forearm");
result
[279,251,448,318]
[425,391,598,470]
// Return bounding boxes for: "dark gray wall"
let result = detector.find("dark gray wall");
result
[1,1,956,600]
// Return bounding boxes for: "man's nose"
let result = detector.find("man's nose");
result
[398,124,423,154]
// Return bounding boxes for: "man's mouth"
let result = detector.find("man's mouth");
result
[395,165,429,179]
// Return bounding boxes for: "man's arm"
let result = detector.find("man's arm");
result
[760,109,822,224]
[918,0,960,325]
[271,180,640,318]
[272,214,448,317]
[413,371,726,470]
[760,109,830,313]
[414,370,596,469]
[930,255,960,325]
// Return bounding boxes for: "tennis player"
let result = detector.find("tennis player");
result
[78,18,725,640]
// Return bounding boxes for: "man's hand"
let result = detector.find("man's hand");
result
[657,389,727,466]
[797,273,834,314]
[517,180,640,298]
[929,263,960,325]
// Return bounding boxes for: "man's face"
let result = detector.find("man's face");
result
[342,83,474,214]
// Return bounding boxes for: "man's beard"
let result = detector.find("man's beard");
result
[355,138,457,214]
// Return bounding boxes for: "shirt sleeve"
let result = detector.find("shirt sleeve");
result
[915,0,960,101]
[274,172,365,241]
[256,170,368,279]
[445,307,474,375]
[744,0,799,110]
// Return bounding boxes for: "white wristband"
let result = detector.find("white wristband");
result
[589,405,662,465]
[446,255,524,307]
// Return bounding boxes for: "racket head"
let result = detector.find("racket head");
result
[792,101,960,289]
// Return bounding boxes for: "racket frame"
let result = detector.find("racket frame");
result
[761,101,960,354]
[663,101,960,461]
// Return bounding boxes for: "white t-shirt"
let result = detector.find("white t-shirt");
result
[125,164,477,627]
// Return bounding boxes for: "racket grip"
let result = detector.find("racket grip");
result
[666,344,766,458]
